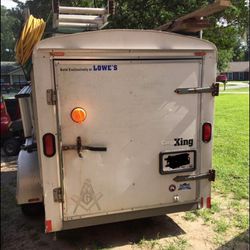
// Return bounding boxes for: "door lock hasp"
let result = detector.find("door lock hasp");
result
[175,83,219,96]
[62,136,107,158]
[173,169,216,182]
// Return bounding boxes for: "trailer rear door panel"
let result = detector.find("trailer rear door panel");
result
[54,59,202,221]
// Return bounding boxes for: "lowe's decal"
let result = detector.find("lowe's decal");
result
[59,65,118,73]
[178,183,191,191]
[93,64,118,71]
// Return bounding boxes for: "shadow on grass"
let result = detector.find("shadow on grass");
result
[215,229,249,250]
[57,215,185,249]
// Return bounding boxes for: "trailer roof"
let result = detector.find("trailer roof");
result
[35,29,216,51]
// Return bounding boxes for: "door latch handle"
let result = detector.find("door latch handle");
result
[173,169,216,182]
[62,136,107,158]
[175,83,219,96]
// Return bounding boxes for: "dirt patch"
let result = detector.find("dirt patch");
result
[1,153,249,250]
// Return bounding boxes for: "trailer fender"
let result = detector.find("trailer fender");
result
[16,140,43,205]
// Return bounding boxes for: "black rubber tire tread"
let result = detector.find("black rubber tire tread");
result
[3,138,21,156]
[21,203,44,217]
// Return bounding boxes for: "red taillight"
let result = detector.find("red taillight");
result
[43,133,56,157]
[206,197,211,208]
[45,220,52,233]
[0,102,4,110]
[200,197,204,208]
[202,122,212,142]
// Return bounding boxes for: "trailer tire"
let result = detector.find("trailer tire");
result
[3,138,21,156]
[21,203,44,217]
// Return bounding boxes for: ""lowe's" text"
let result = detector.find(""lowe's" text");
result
[93,65,118,71]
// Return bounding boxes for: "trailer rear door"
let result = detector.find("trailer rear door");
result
[54,58,202,221]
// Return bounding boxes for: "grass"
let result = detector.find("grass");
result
[213,218,229,233]
[233,214,249,230]
[213,93,249,200]
[136,237,189,250]
[183,200,221,223]
[227,81,249,84]
[223,87,249,92]
[183,93,249,239]
[183,211,197,222]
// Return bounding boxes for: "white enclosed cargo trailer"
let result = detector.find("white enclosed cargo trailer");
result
[16,29,217,233]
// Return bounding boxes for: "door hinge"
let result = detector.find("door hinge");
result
[53,187,63,202]
[47,89,57,105]
[175,83,219,96]
[173,169,216,182]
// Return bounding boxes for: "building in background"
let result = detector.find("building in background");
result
[1,61,28,92]
[225,61,249,81]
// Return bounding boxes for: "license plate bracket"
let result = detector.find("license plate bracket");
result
[159,150,196,175]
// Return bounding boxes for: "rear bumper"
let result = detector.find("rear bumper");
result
[62,202,198,231]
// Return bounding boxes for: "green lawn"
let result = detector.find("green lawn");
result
[224,87,249,92]
[227,81,249,84]
[213,93,249,199]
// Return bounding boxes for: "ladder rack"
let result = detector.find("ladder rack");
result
[52,0,115,32]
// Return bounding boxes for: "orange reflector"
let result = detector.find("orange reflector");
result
[194,51,206,56]
[71,108,87,124]
[50,51,65,56]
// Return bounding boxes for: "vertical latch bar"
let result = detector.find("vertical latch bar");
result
[53,187,63,202]
[47,89,57,105]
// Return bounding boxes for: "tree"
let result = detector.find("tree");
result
[1,6,21,61]
[107,0,248,72]
[203,0,249,72]
[3,0,249,71]
[107,0,209,29]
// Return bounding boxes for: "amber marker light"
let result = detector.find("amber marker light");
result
[71,107,87,124]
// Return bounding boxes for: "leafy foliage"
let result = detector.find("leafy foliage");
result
[1,0,249,71]
[203,0,249,71]
[1,6,21,61]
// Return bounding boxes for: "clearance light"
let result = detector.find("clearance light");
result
[194,51,206,56]
[202,122,212,142]
[50,51,65,56]
[43,133,56,157]
[71,107,87,124]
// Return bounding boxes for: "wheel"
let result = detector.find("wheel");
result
[21,203,44,217]
[3,138,21,156]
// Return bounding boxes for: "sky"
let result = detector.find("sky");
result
[1,0,26,9]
